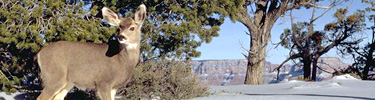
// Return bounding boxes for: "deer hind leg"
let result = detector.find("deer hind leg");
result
[37,64,68,100]
[97,85,114,100]
[37,82,67,100]
[52,83,74,100]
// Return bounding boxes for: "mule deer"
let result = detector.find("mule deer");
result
[36,4,146,100]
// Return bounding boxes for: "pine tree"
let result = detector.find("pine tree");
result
[0,0,115,93]
[276,7,365,81]
[86,0,230,61]
[340,0,375,80]
[215,0,335,84]
[0,0,231,93]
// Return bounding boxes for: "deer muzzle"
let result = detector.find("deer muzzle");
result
[118,35,127,44]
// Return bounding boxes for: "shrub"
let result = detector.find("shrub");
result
[118,60,209,99]
[333,66,362,79]
[297,76,310,81]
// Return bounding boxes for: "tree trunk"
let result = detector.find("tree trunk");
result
[312,55,320,81]
[365,14,375,80]
[312,60,317,81]
[244,56,264,84]
[302,57,312,80]
[363,44,374,80]
[244,31,267,85]
[242,0,284,85]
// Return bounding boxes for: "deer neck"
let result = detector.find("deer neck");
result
[105,39,140,59]
[118,43,140,63]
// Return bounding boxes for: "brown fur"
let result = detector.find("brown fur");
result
[37,4,146,100]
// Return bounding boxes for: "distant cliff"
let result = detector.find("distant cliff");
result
[191,57,349,86]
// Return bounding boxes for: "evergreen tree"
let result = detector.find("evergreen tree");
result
[0,0,230,93]
[86,0,229,61]
[276,7,365,81]
[340,0,375,80]
[216,0,334,84]
[0,0,115,93]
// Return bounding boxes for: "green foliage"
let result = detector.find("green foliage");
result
[87,0,231,60]
[217,0,330,84]
[1,0,229,95]
[119,60,209,99]
[281,9,365,56]
[341,1,375,80]
[0,0,114,93]
[280,22,311,49]
[279,7,365,80]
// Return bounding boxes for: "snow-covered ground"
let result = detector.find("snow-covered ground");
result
[1,74,374,100]
[0,92,24,100]
[193,74,375,100]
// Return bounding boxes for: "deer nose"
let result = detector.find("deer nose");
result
[118,35,128,44]
[118,35,127,41]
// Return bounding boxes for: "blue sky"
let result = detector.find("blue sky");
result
[193,1,371,64]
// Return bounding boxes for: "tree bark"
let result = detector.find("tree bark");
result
[244,31,267,85]
[241,0,290,85]
[363,43,374,80]
[302,57,312,80]
[364,21,375,80]
[244,56,264,84]
[312,55,321,81]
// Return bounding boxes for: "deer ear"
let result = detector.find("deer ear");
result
[134,4,146,28]
[102,7,120,26]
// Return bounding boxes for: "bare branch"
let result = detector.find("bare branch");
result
[239,41,250,54]
[312,5,334,22]
[317,66,334,74]
[354,47,367,57]
[318,62,338,73]
[313,6,351,56]
[314,25,345,56]
[290,10,304,50]
[305,3,332,9]
[287,0,333,10]
[334,8,350,41]
[242,52,248,58]
[272,53,303,72]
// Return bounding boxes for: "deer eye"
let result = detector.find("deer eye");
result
[129,27,135,31]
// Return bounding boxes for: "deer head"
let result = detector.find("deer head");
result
[102,4,146,50]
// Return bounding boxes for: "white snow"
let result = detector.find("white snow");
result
[288,80,302,83]
[332,74,359,80]
[0,75,373,100]
[317,72,332,81]
[0,92,23,100]
[192,74,375,100]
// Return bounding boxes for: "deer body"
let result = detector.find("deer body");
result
[37,4,146,100]
[38,41,138,88]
